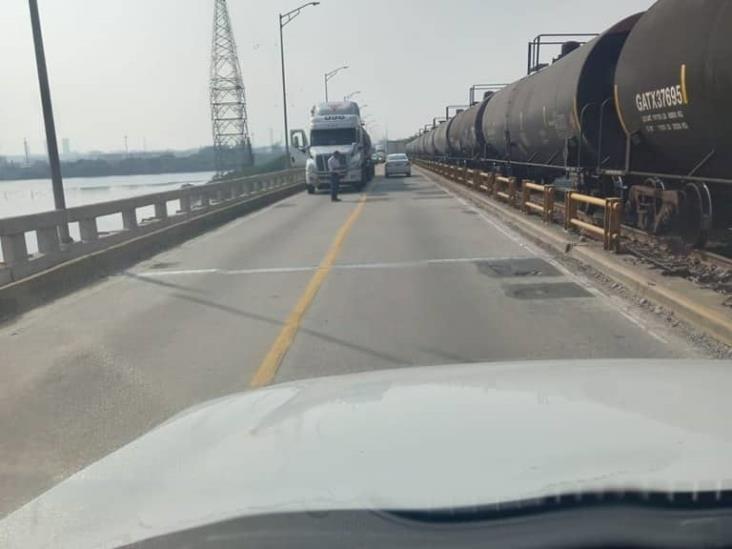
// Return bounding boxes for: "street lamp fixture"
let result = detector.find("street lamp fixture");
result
[324,65,348,102]
[279,2,320,168]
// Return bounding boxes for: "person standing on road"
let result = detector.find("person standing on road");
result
[327,150,344,202]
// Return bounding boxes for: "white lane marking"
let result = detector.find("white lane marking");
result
[335,256,528,271]
[134,265,316,277]
[434,177,670,345]
[132,256,533,278]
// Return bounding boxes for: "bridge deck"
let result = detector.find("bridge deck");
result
[0,167,699,516]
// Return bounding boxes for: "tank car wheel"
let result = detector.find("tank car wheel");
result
[646,178,667,219]
[632,178,665,232]
[680,182,712,248]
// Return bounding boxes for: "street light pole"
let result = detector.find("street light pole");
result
[324,65,348,102]
[28,0,70,242]
[279,2,320,168]
[278,21,289,167]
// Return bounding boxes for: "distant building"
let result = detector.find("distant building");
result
[62,138,71,156]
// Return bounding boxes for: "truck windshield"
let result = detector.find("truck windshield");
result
[311,129,357,146]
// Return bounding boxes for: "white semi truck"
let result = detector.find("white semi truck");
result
[303,102,374,194]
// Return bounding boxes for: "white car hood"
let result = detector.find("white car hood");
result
[2,359,732,548]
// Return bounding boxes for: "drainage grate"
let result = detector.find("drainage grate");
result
[503,282,593,300]
[476,258,561,278]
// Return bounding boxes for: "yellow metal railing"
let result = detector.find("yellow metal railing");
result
[521,181,555,223]
[565,192,623,252]
[493,176,517,206]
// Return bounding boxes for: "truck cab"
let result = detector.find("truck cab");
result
[304,102,374,194]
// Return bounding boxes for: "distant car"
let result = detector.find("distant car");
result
[371,152,386,164]
[384,153,411,178]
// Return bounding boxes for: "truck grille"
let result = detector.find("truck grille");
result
[316,155,328,171]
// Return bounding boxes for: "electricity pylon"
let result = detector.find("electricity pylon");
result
[210,0,253,175]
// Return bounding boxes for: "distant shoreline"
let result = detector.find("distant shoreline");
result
[0,169,215,185]
[0,149,286,183]
[0,167,216,183]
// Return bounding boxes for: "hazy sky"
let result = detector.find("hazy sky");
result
[0,0,656,156]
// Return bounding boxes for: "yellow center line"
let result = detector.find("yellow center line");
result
[248,194,369,388]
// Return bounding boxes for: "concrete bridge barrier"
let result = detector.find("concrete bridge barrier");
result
[0,169,304,319]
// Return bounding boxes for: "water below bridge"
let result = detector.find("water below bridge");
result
[0,171,214,258]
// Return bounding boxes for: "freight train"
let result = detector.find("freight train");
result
[407,0,732,247]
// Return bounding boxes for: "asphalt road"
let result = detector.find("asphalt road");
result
[0,167,701,517]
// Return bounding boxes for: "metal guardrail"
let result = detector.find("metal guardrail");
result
[416,160,623,253]
[493,175,517,206]
[521,181,554,223]
[565,192,622,252]
[0,169,303,283]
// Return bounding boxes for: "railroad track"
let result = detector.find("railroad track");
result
[519,189,730,302]
[564,204,732,279]
[621,225,732,306]
[562,204,732,278]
